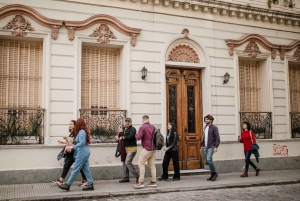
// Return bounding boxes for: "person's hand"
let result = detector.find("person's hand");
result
[114,136,119,141]
[65,146,73,152]
[57,140,65,144]
[214,148,218,153]
[163,147,168,152]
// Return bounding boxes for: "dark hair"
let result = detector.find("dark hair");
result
[75,118,90,144]
[242,121,251,131]
[168,122,177,133]
[204,114,214,123]
[142,115,149,120]
[69,120,76,133]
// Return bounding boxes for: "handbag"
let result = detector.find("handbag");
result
[249,130,259,150]
[57,146,66,161]
[115,140,121,157]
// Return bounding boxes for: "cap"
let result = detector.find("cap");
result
[125,117,132,122]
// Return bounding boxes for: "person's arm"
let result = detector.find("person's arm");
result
[166,132,178,150]
[124,127,136,141]
[214,126,220,150]
[135,126,144,141]
[72,130,86,150]
[251,130,257,144]
[238,134,243,143]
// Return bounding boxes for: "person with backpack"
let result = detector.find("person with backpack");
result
[134,115,157,189]
[159,122,180,181]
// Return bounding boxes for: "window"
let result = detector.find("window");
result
[289,64,300,112]
[81,47,119,110]
[239,60,260,111]
[0,39,42,108]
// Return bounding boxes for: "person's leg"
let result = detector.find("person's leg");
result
[122,161,129,180]
[206,148,216,173]
[162,151,172,179]
[80,169,87,181]
[125,152,139,177]
[80,159,94,191]
[60,156,74,180]
[147,151,156,184]
[137,148,149,184]
[65,156,87,186]
[245,151,251,172]
[171,151,180,179]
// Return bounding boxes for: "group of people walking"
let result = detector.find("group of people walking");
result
[53,114,260,191]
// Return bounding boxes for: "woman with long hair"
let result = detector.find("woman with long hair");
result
[53,120,87,186]
[159,122,180,181]
[58,118,94,191]
[238,121,260,177]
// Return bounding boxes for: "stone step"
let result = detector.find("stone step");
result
[168,168,211,176]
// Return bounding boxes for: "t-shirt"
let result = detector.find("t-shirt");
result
[205,126,209,147]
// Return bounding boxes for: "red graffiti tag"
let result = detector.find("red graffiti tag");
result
[273,144,288,156]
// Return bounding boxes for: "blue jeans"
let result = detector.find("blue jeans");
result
[66,155,93,185]
[204,147,216,173]
[245,150,257,172]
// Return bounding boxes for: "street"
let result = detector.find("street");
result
[79,184,300,201]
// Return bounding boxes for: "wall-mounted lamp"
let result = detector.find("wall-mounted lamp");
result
[223,72,230,84]
[141,66,147,80]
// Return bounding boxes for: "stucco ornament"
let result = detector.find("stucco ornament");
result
[67,26,76,41]
[130,33,138,47]
[2,15,35,37]
[182,28,189,39]
[51,25,60,40]
[293,46,300,61]
[89,24,117,44]
[244,41,261,58]
[168,44,200,63]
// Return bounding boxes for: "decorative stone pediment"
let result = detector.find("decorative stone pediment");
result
[244,41,261,58]
[2,15,34,37]
[168,44,200,63]
[89,24,117,44]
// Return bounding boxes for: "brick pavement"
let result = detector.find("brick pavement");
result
[0,169,300,201]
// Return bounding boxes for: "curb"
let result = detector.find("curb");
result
[10,179,300,201]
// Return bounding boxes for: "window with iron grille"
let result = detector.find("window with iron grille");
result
[239,60,260,111]
[81,47,119,110]
[0,39,42,108]
[289,64,300,112]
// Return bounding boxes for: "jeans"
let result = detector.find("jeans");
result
[138,148,156,183]
[204,147,216,173]
[245,150,257,172]
[162,150,180,179]
[123,151,139,179]
[61,155,86,180]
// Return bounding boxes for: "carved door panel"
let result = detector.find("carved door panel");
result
[166,68,202,170]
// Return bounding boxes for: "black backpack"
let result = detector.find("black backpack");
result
[152,128,164,150]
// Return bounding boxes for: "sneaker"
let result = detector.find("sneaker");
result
[58,183,70,191]
[82,183,94,191]
[79,180,88,187]
[158,177,167,181]
[133,182,145,189]
[147,181,157,187]
[53,179,62,185]
[119,178,130,183]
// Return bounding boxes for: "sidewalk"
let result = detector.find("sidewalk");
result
[1,169,300,201]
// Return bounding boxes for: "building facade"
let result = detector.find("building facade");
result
[0,0,300,184]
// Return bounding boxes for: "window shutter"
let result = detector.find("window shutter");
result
[0,40,42,108]
[239,60,260,111]
[81,47,119,109]
[289,64,300,112]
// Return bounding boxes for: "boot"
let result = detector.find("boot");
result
[211,172,218,181]
[240,172,248,177]
[255,168,260,176]
[207,174,213,181]
[58,183,70,191]
[82,183,94,191]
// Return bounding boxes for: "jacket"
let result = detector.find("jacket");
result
[123,125,137,147]
[165,130,178,152]
[201,124,220,148]
[135,122,156,151]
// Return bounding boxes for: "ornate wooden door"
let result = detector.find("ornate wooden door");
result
[166,68,202,170]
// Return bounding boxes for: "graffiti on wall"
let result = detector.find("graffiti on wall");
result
[273,144,288,157]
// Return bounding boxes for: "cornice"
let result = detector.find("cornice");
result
[125,0,300,27]
[226,33,300,60]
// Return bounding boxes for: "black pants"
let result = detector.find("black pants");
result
[245,150,257,172]
[162,150,180,179]
[61,155,86,180]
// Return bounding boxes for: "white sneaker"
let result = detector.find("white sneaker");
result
[147,182,157,187]
[133,182,145,189]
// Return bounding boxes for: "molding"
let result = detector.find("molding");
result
[2,14,35,37]
[167,44,200,63]
[0,4,63,40]
[64,14,141,46]
[226,34,300,60]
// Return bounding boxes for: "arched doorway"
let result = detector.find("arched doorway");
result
[165,37,207,170]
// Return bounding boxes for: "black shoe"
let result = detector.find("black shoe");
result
[82,183,94,191]
[172,178,180,181]
[207,174,213,181]
[158,177,168,181]
[58,183,70,191]
[211,173,218,181]
[119,178,130,183]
